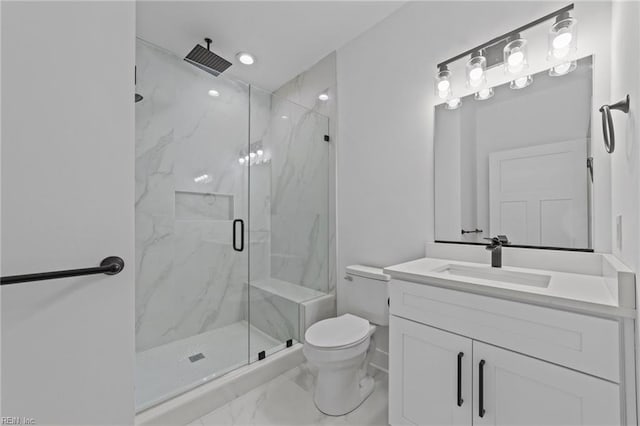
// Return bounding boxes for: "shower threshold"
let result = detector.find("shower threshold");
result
[135,321,290,412]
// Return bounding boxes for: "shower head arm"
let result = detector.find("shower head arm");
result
[204,38,212,51]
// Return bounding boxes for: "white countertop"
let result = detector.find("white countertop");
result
[384,257,636,319]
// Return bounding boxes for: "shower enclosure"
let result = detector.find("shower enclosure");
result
[134,39,330,411]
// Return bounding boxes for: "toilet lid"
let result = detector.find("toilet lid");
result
[305,314,370,349]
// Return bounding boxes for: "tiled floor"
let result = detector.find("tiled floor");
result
[188,364,389,426]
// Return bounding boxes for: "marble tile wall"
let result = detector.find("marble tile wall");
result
[263,51,337,295]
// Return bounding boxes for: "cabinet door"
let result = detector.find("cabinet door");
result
[390,316,472,426]
[473,341,621,426]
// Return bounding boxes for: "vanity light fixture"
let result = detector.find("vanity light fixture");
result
[434,65,452,99]
[445,98,462,110]
[435,3,575,110]
[503,34,529,75]
[475,87,494,100]
[466,50,487,88]
[549,60,577,76]
[548,11,577,61]
[236,52,255,65]
[510,75,533,89]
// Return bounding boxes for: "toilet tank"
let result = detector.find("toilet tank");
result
[342,265,390,326]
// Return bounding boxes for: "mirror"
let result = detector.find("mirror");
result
[434,56,593,250]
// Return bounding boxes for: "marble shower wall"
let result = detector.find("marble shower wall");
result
[269,52,337,295]
[135,40,271,352]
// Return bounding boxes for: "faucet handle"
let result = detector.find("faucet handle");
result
[484,235,509,246]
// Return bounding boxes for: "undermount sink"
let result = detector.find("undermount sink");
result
[432,264,551,288]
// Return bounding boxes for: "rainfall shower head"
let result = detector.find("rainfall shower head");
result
[184,38,232,77]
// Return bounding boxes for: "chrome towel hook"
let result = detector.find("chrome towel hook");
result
[599,94,630,154]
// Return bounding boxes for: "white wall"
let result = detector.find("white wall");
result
[610,0,640,275]
[1,2,135,424]
[337,0,614,291]
[609,0,640,409]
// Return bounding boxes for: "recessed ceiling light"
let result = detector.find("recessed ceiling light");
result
[236,52,255,65]
[318,93,329,101]
[208,89,220,97]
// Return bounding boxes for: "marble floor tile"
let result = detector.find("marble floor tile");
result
[194,364,388,426]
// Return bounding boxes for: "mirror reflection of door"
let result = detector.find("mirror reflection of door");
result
[489,140,588,248]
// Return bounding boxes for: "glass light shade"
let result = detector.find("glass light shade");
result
[466,53,487,88]
[434,68,452,99]
[503,38,529,75]
[510,75,533,89]
[548,17,577,60]
[445,98,461,110]
[475,87,494,100]
[549,60,577,76]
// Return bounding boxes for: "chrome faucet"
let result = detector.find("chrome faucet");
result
[484,235,509,268]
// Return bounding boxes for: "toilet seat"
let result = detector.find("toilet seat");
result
[305,314,371,350]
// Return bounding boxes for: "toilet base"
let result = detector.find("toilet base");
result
[312,364,376,416]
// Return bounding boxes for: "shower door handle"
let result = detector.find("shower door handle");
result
[232,219,245,252]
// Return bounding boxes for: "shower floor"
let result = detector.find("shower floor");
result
[135,321,283,412]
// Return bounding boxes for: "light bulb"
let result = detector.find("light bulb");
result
[208,89,220,97]
[249,152,256,158]
[257,149,264,156]
[245,155,249,161]
[437,80,450,91]
[318,93,329,101]
[503,37,529,75]
[553,32,572,49]
[548,14,577,61]
[549,61,577,77]
[239,157,245,164]
[508,51,524,67]
[445,98,461,110]
[475,87,494,100]
[510,75,533,89]
[555,63,571,74]
[469,67,483,81]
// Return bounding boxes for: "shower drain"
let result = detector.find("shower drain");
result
[188,353,205,363]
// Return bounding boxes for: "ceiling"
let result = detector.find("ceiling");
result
[136,1,405,92]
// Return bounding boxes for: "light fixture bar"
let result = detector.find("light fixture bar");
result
[436,3,574,69]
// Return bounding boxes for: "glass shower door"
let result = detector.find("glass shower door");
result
[247,87,330,361]
[134,39,251,411]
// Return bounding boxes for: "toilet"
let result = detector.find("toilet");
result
[303,265,390,416]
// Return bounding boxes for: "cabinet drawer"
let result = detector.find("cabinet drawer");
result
[389,279,620,382]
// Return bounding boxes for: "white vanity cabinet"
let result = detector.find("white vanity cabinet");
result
[389,279,630,426]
